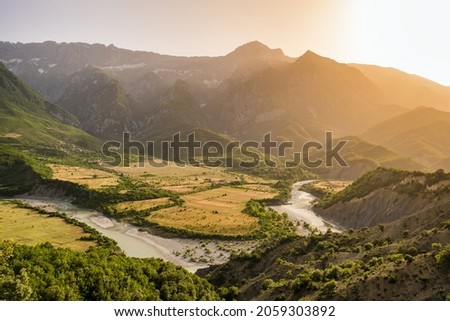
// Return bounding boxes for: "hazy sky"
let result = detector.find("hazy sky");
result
[1,0,450,85]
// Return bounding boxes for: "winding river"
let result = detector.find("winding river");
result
[10,197,209,272]
[7,181,335,271]
[270,180,340,234]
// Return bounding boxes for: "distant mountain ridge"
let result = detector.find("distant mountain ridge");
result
[352,64,450,112]
[0,40,293,100]
[362,107,450,171]
[210,50,406,141]
[2,41,450,176]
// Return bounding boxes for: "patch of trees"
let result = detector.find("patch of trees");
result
[243,200,296,239]
[0,242,220,301]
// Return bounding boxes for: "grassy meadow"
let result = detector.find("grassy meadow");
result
[0,200,96,251]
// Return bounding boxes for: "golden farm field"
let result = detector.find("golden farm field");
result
[312,180,353,193]
[109,161,275,194]
[50,164,118,189]
[148,186,277,236]
[115,197,171,211]
[0,201,96,251]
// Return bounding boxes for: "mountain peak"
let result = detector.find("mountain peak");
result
[234,41,270,52]
[295,50,332,64]
[227,41,286,60]
[302,49,320,57]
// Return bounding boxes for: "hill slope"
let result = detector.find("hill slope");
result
[312,136,424,180]
[0,62,99,149]
[362,107,450,170]
[56,66,138,138]
[0,62,100,194]
[203,168,450,300]
[353,64,450,112]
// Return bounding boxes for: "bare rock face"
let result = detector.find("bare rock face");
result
[56,66,138,139]
[315,169,450,229]
[315,188,432,229]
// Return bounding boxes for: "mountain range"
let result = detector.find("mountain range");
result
[1,41,450,302]
[1,40,450,173]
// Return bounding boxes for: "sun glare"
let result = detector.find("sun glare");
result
[345,0,450,84]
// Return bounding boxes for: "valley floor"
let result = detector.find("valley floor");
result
[2,180,330,272]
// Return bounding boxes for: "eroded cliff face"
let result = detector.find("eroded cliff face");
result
[314,170,450,229]
[26,184,73,199]
[315,188,433,229]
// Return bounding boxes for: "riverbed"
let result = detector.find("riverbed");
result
[6,181,333,271]
[10,197,213,272]
[270,181,340,235]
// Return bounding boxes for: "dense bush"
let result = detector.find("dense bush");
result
[243,200,296,239]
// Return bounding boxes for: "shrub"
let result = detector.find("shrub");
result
[388,253,404,265]
[387,274,397,284]
[310,270,323,282]
[324,265,341,280]
[368,256,384,266]
[261,279,275,291]
[320,280,337,297]
[406,247,418,256]
[293,273,313,290]
[363,242,374,251]
[442,220,450,230]
[404,254,414,263]
[435,245,450,269]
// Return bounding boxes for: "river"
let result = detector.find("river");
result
[270,180,340,235]
[10,197,210,272]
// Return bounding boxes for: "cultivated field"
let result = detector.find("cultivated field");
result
[115,197,172,211]
[0,201,96,251]
[148,186,277,236]
[110,161,275,194]
[48,161,279,237]
[50,164,118,189]
[312,180,353,193]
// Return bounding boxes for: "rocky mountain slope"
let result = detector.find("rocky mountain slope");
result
[209,51,406,143]
[55,66,139,138]
[0,41,293,102]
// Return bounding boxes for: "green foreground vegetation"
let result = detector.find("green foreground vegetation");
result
[0,242,219,300]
